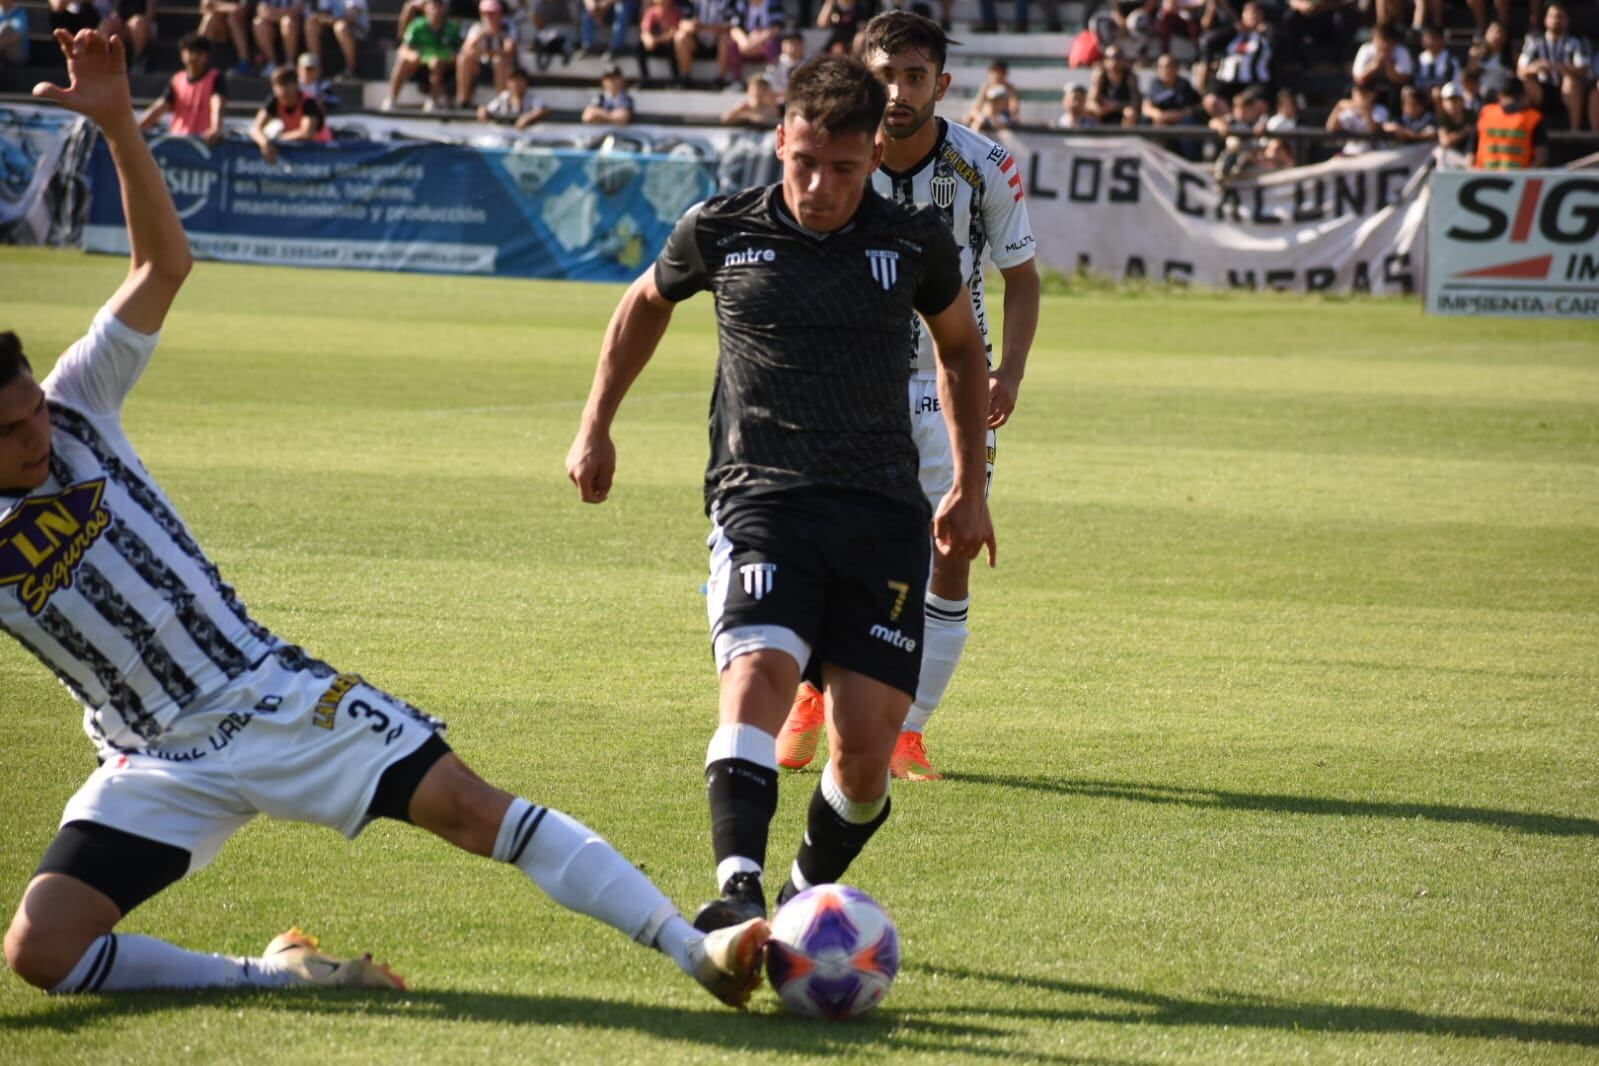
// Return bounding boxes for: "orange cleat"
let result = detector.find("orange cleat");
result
[890,731,943,781]
[777,683,825,770]
[262,927,407,990]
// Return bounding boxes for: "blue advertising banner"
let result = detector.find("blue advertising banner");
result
[83,135,717,280]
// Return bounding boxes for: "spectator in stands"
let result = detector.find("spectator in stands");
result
[1054,82,1096,128]
[48,0,99,37]
[816,0,868,57]
[978,0,1060,34]
[721,72,779,123]
[1414,23,1458,107]
[1465,19,1512,96]
[531,0,578,69]
[1385,84,1436,141]
[1461,0,1505,35]
[479,64,550,124]
[138,33,227,143]
[296,49,331,103]
[98,0,157,71]
[583,62,635,122]
[1260,86,1299,167]
[0,0,29,68]
[1089,45,1141,126]
[1204,1,1270,100]
[764,30,803,97]
[1436,80,1474,160]
[1067,11,1117,69]
[1194,0,1237,69]
[964,59,1021,128]
[1209,83,1267,179]
[676,0,733,87]
[636,0,680,82]
[306,0,368,76]
[1280,0,1354,71]
[1139,0,1204,57]
[579,0,634,59]
[1325,81,1389,154]
[250,64,332,162]
[1517,2,1592,131]
[1454,67,1483,118]
[1352,23,1414,110]
[1474,75,1547,167]
[251,0,306,75]
[1144,51,1202,124]
[456,0,519,108]
[195,0,254,76]
[382,0,462,110]
[724,0,783,85]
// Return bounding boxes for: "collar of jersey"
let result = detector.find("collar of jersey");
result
[877,117,947,182]
[767,183,876,239]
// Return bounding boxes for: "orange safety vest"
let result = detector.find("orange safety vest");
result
[1474,103,1541,170]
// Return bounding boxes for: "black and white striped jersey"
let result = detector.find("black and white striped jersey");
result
[871,119,1036,378]
[0,308,278,753]
[1519,32,1593,85]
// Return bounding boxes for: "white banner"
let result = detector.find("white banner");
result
[0,105,85,244]
[1007,134,1435,294]
[1425,169,1599,319]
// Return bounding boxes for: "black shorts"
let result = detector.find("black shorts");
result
[707,489,931,699]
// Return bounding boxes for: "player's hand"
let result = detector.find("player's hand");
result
[987,368,1020,429]
[932,489,996,568]
[565,427,616,504]
[32,30,133,126]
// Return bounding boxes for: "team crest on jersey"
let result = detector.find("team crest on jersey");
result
[0,480,112,616]
[866,249,900,291]
[740,562,776,600]
[930,173,957,210]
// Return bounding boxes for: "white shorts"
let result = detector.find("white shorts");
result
[910,376,996,511]
[60,647,445,873]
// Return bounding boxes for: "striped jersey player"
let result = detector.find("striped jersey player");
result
[777,12,1041,782]
[2,27,766,1007]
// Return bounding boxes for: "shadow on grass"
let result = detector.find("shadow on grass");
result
[948,773,1599,838]
[0,986,1142,1064]
[912,962,1599,1048]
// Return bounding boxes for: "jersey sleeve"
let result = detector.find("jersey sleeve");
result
[41,306,161,416]
[912,219,964,318]
[653,202,711,302]
[983,145,1037,269]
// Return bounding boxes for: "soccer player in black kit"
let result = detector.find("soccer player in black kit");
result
[566,55,996,932]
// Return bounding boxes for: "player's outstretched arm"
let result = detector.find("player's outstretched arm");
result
[925,295,997,568]
[565,270,676,504]
[34,30,193,335]
[989,258,1040,429]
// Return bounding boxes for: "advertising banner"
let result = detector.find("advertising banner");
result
[1425,169,1599,319]
[1008,134,1434,294]
[82,134,717,280]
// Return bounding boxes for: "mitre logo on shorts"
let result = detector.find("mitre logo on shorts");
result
[0,480,112,616]
[740,562,776,600]
[724,247,777,267]
[869,623,917,653]
[866,249,900,291]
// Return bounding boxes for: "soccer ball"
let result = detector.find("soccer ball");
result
[765,884,899,1020]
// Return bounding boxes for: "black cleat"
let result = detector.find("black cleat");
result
[693,871,768,933]
[775,878,800,909]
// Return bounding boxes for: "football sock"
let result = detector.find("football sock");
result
[50,933,299,993]
[904,593,969,734]
[493,798,680,951]
[705,723,780,891]
[790,761,891,891]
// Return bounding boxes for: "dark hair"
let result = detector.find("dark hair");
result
[857,11,955,74]
[1237,86,1267,105]
[508,65,531,80]
[0,332,31,390]
[178,32,211,53]
[784,55,888,139]
[1499,77,1525,99]
[1374,23,1401,42]
[271,65,298,87]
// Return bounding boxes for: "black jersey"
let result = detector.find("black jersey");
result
[654,183,964,519]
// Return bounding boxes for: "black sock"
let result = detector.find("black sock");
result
[705,758,779,887]
[792,784,891,889]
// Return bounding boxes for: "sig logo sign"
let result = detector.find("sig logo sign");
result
[149,136,220,220]
[1428,171,1599,319]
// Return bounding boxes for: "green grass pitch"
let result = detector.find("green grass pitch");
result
[0,246,1596,1063]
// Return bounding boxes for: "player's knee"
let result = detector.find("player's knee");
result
[4,915,82,990]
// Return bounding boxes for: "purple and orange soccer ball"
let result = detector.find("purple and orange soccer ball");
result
[765,884,900,1020]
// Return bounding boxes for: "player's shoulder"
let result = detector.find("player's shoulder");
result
[868,194,955,256]
[944,119,1016,176]
[694,185,773,225]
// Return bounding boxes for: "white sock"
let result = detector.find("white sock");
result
[905,594,969,734]
[820,759,888,823]
[51,933,299,993]
[493,798,682,951]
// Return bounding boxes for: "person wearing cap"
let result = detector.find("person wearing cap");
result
[962,58,1020,129]
[582,62,634,123]
[295,51,329,101]
[1436,80,1475,161]
[306,0,369,76]
[1053,82,1096,129]
[456,0,520,109]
